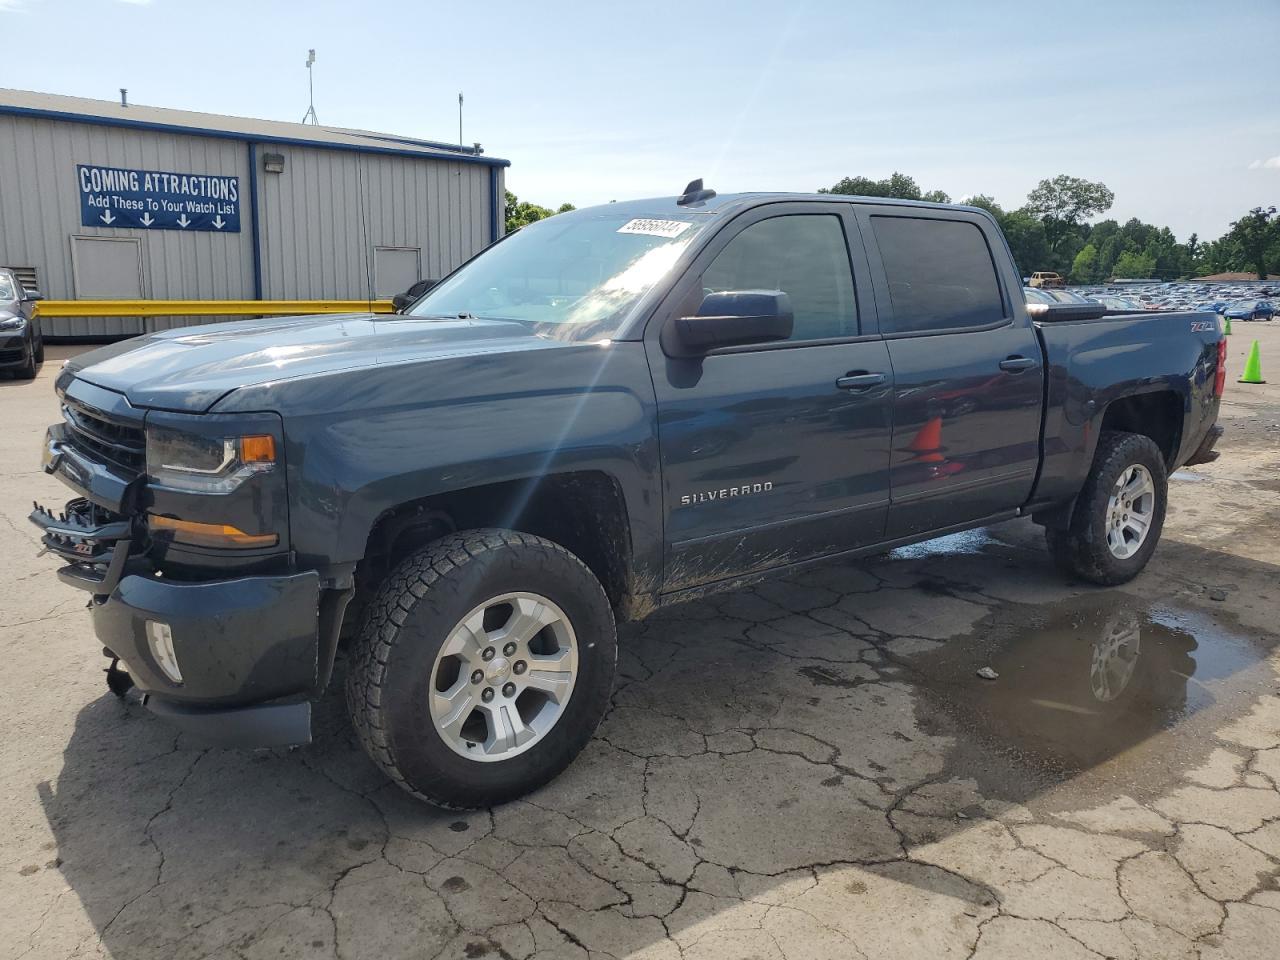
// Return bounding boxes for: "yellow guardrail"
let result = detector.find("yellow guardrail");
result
[34,299,396,318]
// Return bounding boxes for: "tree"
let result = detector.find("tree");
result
[1071,243,1100,284]
[961,195,1004,217]
[1025,175,1115,256]
[885,172,922,201]
[1112,250,1157,279]
[999,209,1051,278]
[1224,206,1278,279]
[820,171,946,201]
[504,190,575,233]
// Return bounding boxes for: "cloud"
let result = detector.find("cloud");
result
[1249,156,1280,170]
[0,0,39,12]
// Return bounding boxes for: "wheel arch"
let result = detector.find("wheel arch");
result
[356,470,636,613]
[1097,389,1184,469]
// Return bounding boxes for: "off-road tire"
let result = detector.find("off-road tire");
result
[346,528,617,809]
[1045,430,1168,585]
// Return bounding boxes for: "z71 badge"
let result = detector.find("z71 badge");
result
[1190,320,1216,333]
[680,482,773,506]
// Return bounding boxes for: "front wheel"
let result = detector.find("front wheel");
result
[346,529,617,808]
[1045,431,1168,585]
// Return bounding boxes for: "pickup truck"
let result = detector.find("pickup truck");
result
[30,182,1225,809]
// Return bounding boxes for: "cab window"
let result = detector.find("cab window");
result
[872,216,1006,334]
[701,214,858,342]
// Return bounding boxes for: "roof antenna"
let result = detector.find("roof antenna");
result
[301,49,319,125]
[677,178,716,206]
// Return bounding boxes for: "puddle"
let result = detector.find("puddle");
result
[910,594,1277,788]
[890,529,996,560]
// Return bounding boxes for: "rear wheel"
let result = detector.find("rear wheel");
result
[346,529,617,808]
[1045,431,1168,585]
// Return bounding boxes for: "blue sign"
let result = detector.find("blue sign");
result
[77,163,241,233]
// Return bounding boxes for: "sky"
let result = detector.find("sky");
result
[2,0,1277,241]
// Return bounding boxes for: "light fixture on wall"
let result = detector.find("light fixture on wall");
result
[263,153,285,174]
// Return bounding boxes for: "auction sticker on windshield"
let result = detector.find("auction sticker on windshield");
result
[617,219,692,238]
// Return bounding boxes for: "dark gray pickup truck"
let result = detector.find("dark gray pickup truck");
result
[31,182,1224,808]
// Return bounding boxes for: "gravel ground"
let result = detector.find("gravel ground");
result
[1,324,1278,960]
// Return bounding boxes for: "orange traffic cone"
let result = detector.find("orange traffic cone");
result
[906,416,945,463]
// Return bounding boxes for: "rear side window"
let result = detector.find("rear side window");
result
[702,214,857,341]
[872,216,1006,334]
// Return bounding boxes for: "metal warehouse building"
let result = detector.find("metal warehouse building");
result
[0,88,508,337]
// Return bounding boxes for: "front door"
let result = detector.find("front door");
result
[645,204,895,592]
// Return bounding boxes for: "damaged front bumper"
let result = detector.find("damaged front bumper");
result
[30,494,320,749]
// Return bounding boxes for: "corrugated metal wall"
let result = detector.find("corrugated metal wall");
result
[0,113,500,338]
[0,114,253,337]
[253,145,495,299]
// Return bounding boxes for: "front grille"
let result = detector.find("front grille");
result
[62,398,146,474]
[0,348,24,364]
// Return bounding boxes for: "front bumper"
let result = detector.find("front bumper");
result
[0,332,30,367]
[30,495,321,748]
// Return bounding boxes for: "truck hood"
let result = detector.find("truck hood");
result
[70,313,546,412]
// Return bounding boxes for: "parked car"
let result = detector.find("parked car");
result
[1223,300,1275,321]
[1029,271,1066,288]
[1023,286,1058,304]
[0,268,44,380]
[1047,290,1094,304]
[392,278,439,313]
[1092,295,1143,312]
[30,184,1225,808]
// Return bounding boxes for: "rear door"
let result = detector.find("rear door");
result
[644,202,894,592]
[858,209,1044,539]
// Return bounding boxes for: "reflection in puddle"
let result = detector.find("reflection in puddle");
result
[912,594,1275,774]
[890,529,996,560]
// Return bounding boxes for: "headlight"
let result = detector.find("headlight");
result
[146,425,277,493]
[0,315,26,330]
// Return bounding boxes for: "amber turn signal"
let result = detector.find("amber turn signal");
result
[148,515,279,549]
[239,434,276,464]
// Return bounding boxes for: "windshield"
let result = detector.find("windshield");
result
[406,210,706,341]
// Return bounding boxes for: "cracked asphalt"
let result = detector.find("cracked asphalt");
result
[3,327,1280,960]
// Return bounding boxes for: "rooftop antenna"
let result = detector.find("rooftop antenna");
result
[458,91,463,146]
[302,49,319,125]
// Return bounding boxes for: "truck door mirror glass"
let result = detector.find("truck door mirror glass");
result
[671,290,794,355]
[21,288,42,302]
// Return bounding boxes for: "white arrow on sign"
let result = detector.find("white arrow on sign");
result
[100,210,116,225]
[212,215,225,230]
[139,213,154,227]
[176,214,190,228]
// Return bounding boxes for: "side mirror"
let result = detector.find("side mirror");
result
[391,292,412,313]
[21,288,43,302]
[669,290,793,355]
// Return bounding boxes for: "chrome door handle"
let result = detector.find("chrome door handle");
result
[999,356,1038,373]
[836,372,886,391]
